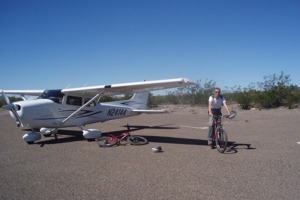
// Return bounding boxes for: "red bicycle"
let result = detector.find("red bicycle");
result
[96,132,148,147]
[212,111,237,153]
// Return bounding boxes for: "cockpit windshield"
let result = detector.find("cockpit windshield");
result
[38,90,64,104]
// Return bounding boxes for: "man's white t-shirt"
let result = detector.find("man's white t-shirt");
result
[208,96,226,109]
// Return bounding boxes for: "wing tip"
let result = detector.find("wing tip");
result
[179,78,195,85]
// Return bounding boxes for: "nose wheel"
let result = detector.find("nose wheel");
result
[23,132,41,144]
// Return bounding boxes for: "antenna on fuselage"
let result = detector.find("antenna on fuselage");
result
[64,84,72,89]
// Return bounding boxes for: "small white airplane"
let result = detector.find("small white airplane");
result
[1,78,193,144]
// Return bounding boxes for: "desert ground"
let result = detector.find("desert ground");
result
[0,106,299,200]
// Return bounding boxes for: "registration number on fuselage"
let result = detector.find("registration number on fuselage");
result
[107,108,128,117]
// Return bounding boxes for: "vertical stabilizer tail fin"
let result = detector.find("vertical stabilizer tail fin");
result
[105,91,149,109]
[128,91,149,109]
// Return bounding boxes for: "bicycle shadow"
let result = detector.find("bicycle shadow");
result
[222,142,256,154]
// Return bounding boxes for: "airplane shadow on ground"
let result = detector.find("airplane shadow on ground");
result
[36,130,85,146]
[101,124,209,146]
[36,124,179,146]
[36,124,255,153]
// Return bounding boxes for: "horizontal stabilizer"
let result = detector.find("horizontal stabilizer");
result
[132,109,168,114]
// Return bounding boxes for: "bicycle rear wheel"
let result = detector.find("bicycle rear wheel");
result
[216,126,228,153]
[129,136,148,145]
[96,136,117,147]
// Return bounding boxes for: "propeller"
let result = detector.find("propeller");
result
[1,90,10,104]
[1,90,23,127]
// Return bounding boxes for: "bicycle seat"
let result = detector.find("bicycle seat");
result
[213,115,222,118]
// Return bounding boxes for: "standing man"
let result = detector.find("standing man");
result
[208,87,231,146]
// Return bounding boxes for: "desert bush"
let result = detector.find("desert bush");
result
[235,91,253,110]
[166,79,216,105]
[228,72,299,109]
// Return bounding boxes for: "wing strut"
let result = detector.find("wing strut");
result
[60,94,101,125]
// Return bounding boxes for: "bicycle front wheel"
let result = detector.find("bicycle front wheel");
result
[129,136,148,145]
[96,136,117,147]
[216,126,228,153]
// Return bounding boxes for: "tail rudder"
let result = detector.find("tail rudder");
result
[126,91,149,109]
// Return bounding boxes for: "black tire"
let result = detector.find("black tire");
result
[216,126,228,153]
[96,136,117,147]
[43,134,52,137]
[26,141,34,145]
[129,136,148,145]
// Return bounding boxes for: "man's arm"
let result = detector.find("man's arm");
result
[223,101,231,115]
[208,100,213,116]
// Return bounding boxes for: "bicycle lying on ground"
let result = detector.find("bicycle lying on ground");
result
[96,132,148,147]
[211,111,237,153]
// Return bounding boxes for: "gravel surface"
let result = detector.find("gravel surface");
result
[0,107,299,200]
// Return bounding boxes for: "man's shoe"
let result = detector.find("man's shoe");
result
[208,140,212,146]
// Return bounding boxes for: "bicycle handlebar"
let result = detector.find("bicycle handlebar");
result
[213,111,237,119]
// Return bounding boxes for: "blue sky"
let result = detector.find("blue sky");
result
[0,0,299,93]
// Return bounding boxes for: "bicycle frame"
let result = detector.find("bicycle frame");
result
[212,115,222,141]
[108,132,130,143]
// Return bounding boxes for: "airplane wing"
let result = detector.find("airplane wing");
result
[2,90,44,96]
[61,78,194,97]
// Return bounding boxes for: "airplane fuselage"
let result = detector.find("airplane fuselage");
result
[2,78,194,143]
[11,99,138,129]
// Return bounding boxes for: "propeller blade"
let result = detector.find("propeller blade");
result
[10,108,23,127]
[2,103,23,127]
[2,103,15,110]
[1,90,10,104]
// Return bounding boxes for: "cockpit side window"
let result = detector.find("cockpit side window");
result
[67,96,82,106]
[38,90,64,104]
[84,98,97,107]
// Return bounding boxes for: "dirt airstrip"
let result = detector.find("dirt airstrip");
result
[0,106,299,200]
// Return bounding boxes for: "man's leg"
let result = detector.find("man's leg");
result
[208,115,214,146]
